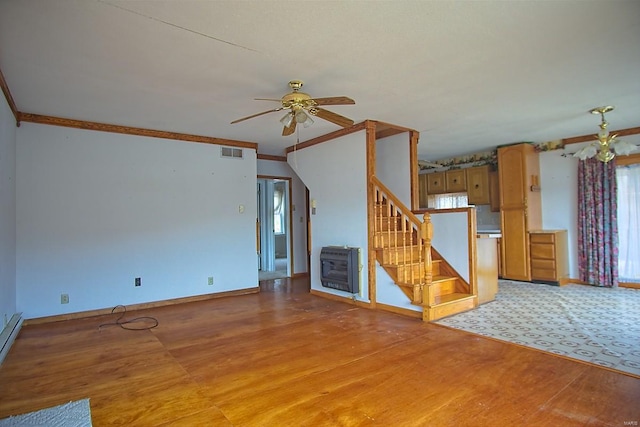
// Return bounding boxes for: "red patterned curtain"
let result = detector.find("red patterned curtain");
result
[577,158,618,287]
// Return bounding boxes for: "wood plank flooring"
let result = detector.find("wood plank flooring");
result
[1,277,639,426]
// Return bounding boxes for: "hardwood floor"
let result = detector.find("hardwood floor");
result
[1,277,639,426]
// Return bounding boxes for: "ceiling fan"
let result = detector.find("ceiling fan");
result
[231,80,355,136]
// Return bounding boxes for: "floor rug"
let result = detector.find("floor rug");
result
[0,399,92,426]
[435,280,640,378]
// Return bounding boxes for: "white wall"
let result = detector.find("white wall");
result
[257,159,307,275]
[288,132,369,301]
[0,92,17,328]
[375,133,420,311]
[376,133,411,207]
[430,211,471,282]
[16,124,258,319]
[539,150,579,278]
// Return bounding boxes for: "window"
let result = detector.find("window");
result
[273,187,285,235]
[427,192,468,209]
[616,162,640,281]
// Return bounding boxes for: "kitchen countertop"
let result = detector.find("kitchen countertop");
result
[477,230,501,238]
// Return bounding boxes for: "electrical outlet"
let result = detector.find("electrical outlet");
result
[208,276,214,286]
[61,294,69,304]
[135,277,141,287]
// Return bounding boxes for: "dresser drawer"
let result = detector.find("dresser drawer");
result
[530,243,555,259]
[531,268,557,281]
[531,258,556,270]
[530,233,555,244]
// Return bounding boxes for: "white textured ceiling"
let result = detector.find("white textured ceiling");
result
[1,0,639,160]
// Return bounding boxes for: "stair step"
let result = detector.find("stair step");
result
[423,293,477,322]
[374,216,406,231]
[432,274,456,284]
[395,281,424,304]
[428,275,458,297]
[376,246,423,264]
[433,292,474,305]
[374,231,416,247]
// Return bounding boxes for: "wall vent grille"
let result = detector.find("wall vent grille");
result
[221,147,243,159]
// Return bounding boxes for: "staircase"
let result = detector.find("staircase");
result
[371,177,477,321]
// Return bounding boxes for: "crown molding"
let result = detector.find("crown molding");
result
[257,153,287,162]
[562,126,640,145]
[18,113,258,150]
[0,67,20,125]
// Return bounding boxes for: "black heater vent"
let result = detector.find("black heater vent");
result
[320,246,359,293]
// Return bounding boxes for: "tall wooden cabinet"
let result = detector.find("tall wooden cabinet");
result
[498,143,542,281]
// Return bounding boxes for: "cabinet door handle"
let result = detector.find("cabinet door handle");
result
[475,184,479,189]
[453,179,458,183]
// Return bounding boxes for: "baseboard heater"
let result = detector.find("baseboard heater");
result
[320,246,360,293]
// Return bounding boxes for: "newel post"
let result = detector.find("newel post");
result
[421,213,433,285]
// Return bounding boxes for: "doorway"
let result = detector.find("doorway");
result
[257,177,292,281]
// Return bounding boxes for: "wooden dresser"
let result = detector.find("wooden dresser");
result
[529,230,568,284]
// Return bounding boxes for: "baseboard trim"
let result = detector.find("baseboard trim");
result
[376,302,422,319]
[310,289,371,308]
[561,278,639,289]
[620,282,640,289]
[0,313,24,365]
[561,277,589,286]
[23,287,260,325]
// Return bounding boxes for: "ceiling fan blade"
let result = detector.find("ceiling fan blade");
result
[282,119,296,136]
[311,107,354,128]
[231,107,282,124]
[310,96,355,106]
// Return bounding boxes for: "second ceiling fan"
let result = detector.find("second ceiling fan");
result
[231,80,355,136]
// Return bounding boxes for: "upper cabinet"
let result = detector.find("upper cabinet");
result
[426,172,446,194]
[418,174,429,208]
[426,170,466,194]
[489,170,500,212]
[419,165,497,206]
[445,169,466,193]
[466,166,490,205]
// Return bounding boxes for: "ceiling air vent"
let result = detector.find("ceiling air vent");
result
[221,146,243,159]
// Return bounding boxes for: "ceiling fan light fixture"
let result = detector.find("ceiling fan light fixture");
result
[295,110,308,124]
[280,112,293,127]
[302,115,314,128]
[573,105,637,163]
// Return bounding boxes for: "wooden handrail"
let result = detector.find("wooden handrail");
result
[371,175,433,298]
[371,176,422,225]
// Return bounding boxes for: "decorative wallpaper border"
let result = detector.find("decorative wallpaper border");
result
[419,140,565,171]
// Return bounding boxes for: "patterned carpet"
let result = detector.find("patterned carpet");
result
[0,399,92,426]
[435,280,640,378]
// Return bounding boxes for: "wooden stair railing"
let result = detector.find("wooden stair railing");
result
[371,176,432,304]
[371,176,477,321]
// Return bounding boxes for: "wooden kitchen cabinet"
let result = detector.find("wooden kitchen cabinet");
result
[445,169,466,193]
[489,170,500,212]
[498,143,542,282]
[418,174,429,208]
[466,165,490,205]
[529,230,568,284]
[427,172,446,194]
[426,170,466,195]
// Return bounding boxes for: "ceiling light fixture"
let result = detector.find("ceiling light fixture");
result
[573,106,637,163]
[280,112,293,128]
